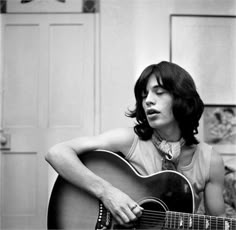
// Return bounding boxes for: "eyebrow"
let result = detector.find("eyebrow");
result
[153,85,162,89]
[142,85,164,95]
[151,85,165,91]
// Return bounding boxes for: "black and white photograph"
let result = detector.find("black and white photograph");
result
[0,0,236,229]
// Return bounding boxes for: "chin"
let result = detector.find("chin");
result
[148,120,165,129]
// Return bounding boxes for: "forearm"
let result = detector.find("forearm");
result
[45,144,111,200]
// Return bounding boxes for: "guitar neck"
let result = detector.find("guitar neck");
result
[165,211,236,230]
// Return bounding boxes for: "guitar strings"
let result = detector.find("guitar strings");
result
[136,209,234,228]
[142,210,234,225]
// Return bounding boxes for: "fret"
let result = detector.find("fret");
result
[177,212,184,229]
[183,212,190,229]
[217,216,234,230]
[189,214,193,229]
[224,218,230,230]
[165,211,171,229]
[179,212,184,229]
[174,212,177,229]
[211,216,217,229]
[165,211,236,230]
[173,211,177,229]
[224,217,235,230]
[199,214,205,230]
[164,212,168,229]
[205,215,210,230]
[169,211,173,229]
[171,212,176,229]
[193,213,199,230]
[170,211,174,229]
[230,218,233,230]
[168,211,173,229]
[217,216,224,230]
[229,218,232,230]
[186,213,194,229]
[172,211,176,229]
[196,213,199,230]
[231,217,236,230]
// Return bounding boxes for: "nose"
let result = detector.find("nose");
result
[145,92,155,106]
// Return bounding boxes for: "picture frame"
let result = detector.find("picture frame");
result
[170,15,236,105]
[203,104,236,148]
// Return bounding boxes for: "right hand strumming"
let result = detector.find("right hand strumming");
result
[100,185,143,227]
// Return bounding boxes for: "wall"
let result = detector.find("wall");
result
[0,14,2,125]
[0,14,2,229]
[100,0,236,137]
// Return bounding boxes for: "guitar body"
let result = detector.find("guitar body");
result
[47,150,194,229]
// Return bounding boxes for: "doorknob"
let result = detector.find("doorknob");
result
[0,129,10,150]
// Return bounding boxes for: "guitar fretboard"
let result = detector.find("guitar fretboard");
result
[165,211,236,230]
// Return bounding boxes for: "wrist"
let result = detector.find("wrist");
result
[91,179,112,201]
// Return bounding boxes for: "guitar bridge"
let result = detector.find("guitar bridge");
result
[95,202,112,230]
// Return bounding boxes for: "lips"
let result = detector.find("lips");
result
[146,108,160,116]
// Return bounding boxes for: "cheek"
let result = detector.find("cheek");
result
[165,107,174,119]
[164,100,174,118]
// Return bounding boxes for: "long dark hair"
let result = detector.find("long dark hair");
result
[126,61,204,146]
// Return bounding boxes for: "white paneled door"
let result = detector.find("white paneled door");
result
[1,14,95,229]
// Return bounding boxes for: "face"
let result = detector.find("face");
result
[142,74,178,131]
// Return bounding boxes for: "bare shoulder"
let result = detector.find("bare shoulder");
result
[209,147,225,182]
[204,147,225,216]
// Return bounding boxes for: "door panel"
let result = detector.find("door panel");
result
[1,151,39,228]
[1,14,95,229]
[49,24,94,128]
[4,24,39,128]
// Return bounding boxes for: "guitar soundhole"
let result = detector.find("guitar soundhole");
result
[136,198,167,229]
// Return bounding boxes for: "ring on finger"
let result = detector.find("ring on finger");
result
[131,204,138,211]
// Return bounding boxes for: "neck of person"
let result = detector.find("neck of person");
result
[154,124,181,142]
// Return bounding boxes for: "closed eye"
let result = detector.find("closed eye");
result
[155,91,164,95]
[154,87,166,95]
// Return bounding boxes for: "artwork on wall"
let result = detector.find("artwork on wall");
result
[202,104,236,155]
[203,105,236,145]
[170,15,236,105]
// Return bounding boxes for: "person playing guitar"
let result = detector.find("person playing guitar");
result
[46,61,226,229]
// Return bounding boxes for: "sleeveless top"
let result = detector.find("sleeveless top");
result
[125,134,212,214]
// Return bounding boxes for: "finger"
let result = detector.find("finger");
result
[125,208,138,222]
[135,208,143,218]
[127,204,139,220]
[114,215,125,226]
[129,204,143,218]
[116,210,131,225]
[130,203,143,211]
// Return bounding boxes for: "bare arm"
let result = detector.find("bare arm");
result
[45,128,142,225]
[204,149,225,216]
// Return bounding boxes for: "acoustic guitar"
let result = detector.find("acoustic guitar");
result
[47,150,236,229]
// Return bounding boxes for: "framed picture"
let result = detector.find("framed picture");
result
[203,105,236,145]
[203,104,236,153]
[170,15,236,105]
